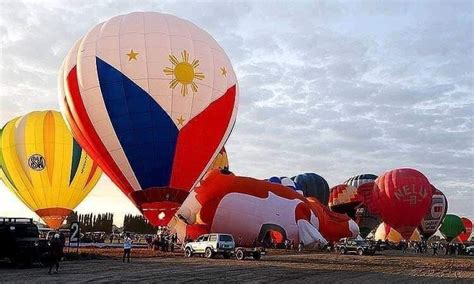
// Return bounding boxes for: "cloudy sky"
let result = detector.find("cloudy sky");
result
[0,0,472,226]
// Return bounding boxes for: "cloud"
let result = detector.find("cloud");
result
[0,0,472,223]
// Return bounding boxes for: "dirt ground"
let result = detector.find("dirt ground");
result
[1,248,473,283]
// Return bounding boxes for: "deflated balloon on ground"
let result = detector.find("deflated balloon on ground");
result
[170,170,359,247]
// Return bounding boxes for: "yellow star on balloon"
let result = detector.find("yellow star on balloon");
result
[177,116,186,126]
[163,50,205,96]
[220,67,227,77]
[126,49,139,61]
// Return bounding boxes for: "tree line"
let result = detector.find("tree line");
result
[123,214,157,234]
[64,212,156,234]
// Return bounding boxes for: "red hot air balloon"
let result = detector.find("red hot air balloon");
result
[372,168,432,240]
[350,181,381,238]
[458,217,472,243]
[58,12,238,226]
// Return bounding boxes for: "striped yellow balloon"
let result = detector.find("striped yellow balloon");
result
[0,111,102,229]
[374,222,421,243]
[0,128,17,195]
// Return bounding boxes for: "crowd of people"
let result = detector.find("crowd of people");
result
[144,228,179,253]
[395,240,468,256]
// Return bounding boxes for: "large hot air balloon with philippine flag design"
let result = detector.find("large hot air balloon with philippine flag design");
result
[0,111,102,229]
[58,12,238,226]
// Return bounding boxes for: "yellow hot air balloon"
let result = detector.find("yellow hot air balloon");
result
[374,222,421,243]
[0,128,17,194]
[0,111,102,229]
[207,148,229,172]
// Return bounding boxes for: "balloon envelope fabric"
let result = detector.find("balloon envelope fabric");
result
[418,185,448,239]
[58,12,239,225]
[292,173,330,205]
[0,111,102,229]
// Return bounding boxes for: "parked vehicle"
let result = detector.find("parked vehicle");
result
[466,245,474,256]
[184,233,235,259]
[81,231,107,243]
[0,217,49,265]
[234,247,266,261]
[335,238,375,255]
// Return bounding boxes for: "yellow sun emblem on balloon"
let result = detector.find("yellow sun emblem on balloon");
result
[163,50,205,96]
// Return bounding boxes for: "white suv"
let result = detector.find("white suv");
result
[184,233,235,259]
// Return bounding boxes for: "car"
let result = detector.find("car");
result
[335,238,375,256]
[0,217,49,266]
[234,246,265,261]
[184,233,235,259]
[466,245,474,256]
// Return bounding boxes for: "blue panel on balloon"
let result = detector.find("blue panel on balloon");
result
[97,61,123,84]
[96,57,179,189]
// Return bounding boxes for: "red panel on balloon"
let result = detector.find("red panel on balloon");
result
[65,67,133,194]
[170,85,236,190]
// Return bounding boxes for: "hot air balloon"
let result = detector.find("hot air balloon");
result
[207,148,229,172]
[344,174,378,188]
[328,184,363,219]
[0,111,102,229]
[374,222,421,243]
[458,217,472,243]
[370,168,432,240]
[291,173,330,205]
[268,176,303,195]
[58,12,238,226]
[439,214,465,242]
[0,128,16,191]
[170,170,359,247]
[418,185,448,239]
[343,174,379,238]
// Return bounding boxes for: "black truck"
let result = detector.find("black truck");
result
[0,217,49,265]
[335,238,376,256]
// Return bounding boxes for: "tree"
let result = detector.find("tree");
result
[123,214,156,234]
[65,212,114,233]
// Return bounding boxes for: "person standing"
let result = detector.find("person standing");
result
[298,241,304,252]
[123,233,132,263]
[48,234,63,274]
[170,234,177,252]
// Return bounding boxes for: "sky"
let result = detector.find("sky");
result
[0,0,472,226]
